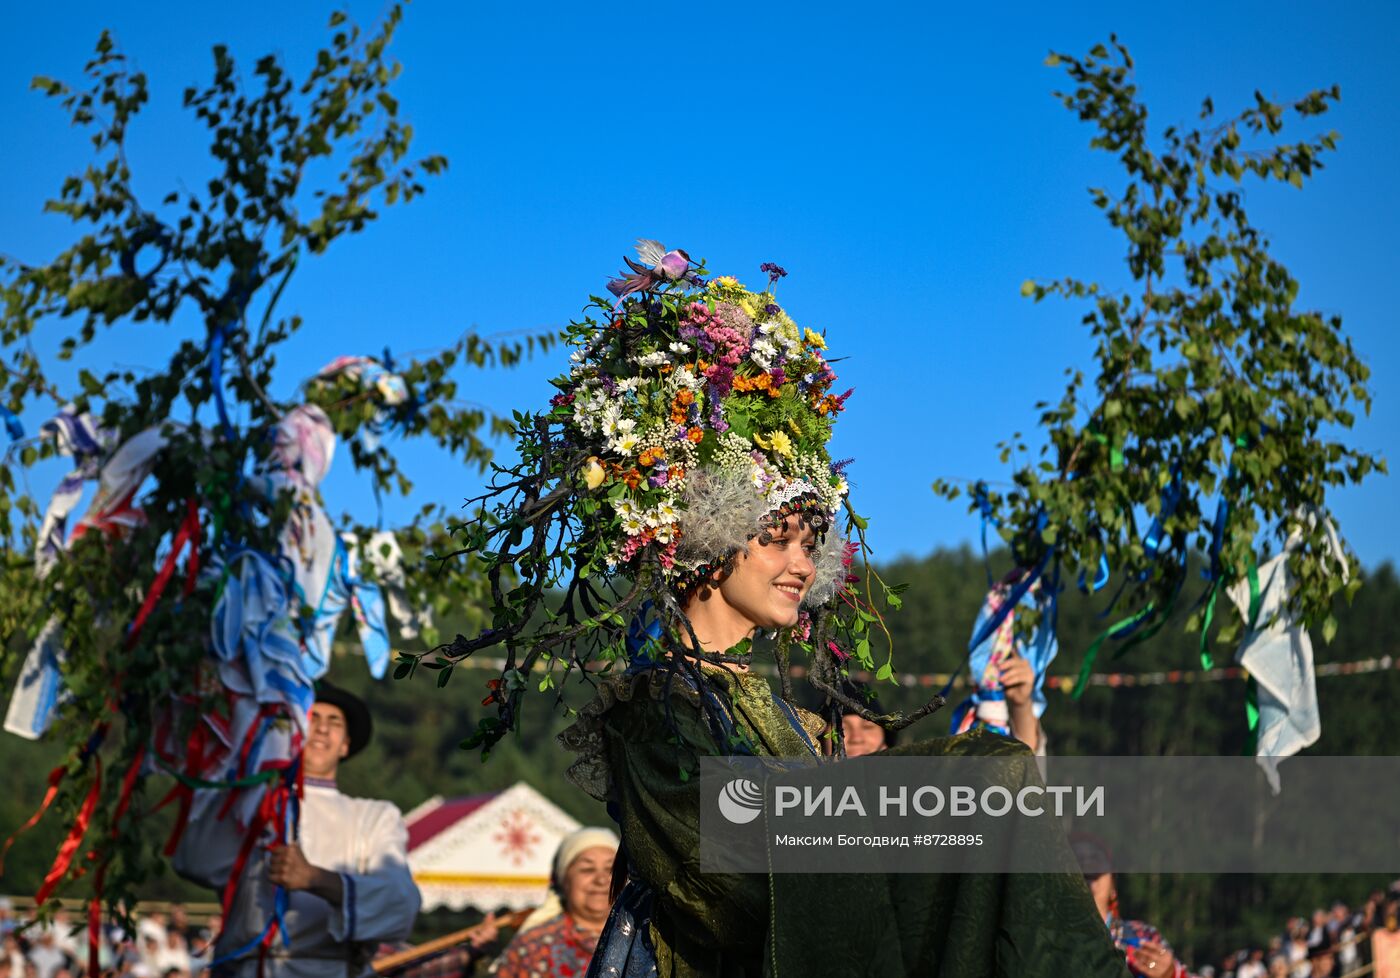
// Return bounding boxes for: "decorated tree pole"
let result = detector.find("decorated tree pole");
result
[0,6,551,932]
[934,38,1384,771]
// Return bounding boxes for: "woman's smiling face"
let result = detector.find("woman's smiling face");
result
[716,513,818,629]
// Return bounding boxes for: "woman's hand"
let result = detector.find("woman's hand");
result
[468,911,502,948]
[999,650,1034,708]
[998,650,1039,752]
[1129,940,1178,976]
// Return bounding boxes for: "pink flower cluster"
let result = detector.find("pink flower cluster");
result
[618,534,679,568]
[794,610,812,642]
[679,302,751,398]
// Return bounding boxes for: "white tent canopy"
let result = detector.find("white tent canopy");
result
[404,782,582,912]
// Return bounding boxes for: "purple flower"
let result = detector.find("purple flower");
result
[759,262,788,289]
[770,366,787,385]
[601,376,618,396]
[679,323,715,355]
[706,364,735,398]
[708,395,729,433]
[765,303,781,316]
[831,457,855,475]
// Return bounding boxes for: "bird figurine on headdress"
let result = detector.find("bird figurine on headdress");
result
[607,239,695,299]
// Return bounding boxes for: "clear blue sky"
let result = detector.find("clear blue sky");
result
[3,1,1396,567]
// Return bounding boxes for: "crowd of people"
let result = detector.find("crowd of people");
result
[1203,889,1400,978]
[0,900,218,978]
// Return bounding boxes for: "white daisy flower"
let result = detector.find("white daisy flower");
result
[669,341,692,355]
[634,351,670,368]
[613,433,640,454]
[750,338,778,369]
[621,515,646,536]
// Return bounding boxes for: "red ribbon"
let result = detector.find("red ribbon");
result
[85,746,146,978]
[126,498,200,650]
[156,724,211,857]
[0,764,67,874]
[35,755,102,905]
[26,498,200,917]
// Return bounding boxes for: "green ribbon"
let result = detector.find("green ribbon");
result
[154,754,280,791]
[1199,582,1220,670]
[1072,603,1153,699]
[1087,431,1126,471]
[1241,557,1262,754]
[1243,675,1260,756]
[1072,573,1185,700]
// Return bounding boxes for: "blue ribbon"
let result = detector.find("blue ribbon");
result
[0,406,23,441]
[206,760,299,967]
[208,271,258,443]
[1204,493,1229,581]
[973,481,997,587]
[939,542,1053,701]
[1078,548,1111,594]
[1142,463,1184,562]
[208,327,237,443]
[118,223,173,284]
[625,601,665,663]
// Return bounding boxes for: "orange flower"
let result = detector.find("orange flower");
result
[623,468,644,488]
[676,389,695,406]
[686,427,704,443]
[670,466,686,481]
[733,373,778,395]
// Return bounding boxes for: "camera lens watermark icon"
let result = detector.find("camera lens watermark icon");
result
[718,778,764,825]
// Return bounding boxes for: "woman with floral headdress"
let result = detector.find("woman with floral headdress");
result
[436,243,1127,978]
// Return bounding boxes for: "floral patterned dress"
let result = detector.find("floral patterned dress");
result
[494,913,601,978]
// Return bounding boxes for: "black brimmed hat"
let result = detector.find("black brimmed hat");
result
[314,681,372,759]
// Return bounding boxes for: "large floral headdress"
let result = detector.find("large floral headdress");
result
[412,241,928,753]
[561,252,853,601]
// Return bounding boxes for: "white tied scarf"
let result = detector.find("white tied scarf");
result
[1227,509,1349,793]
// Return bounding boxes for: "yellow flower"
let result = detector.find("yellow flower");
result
[803,328,827,350]
[755,430,794,457]
[583,457,606,490]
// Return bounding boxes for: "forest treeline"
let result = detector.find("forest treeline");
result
[2,547,1397,966]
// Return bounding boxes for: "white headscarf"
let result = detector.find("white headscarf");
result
[515,826,619,934]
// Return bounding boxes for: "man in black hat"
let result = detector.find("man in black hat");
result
[174,683,420,978]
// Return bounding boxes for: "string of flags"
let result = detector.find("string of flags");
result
[441,653,1400,691]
